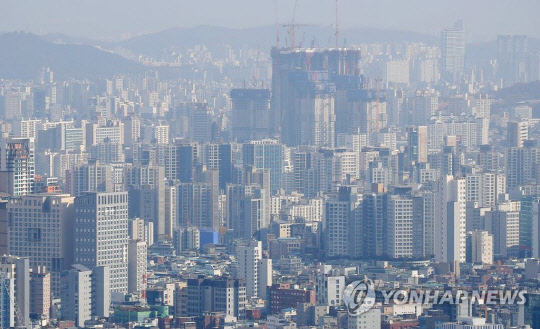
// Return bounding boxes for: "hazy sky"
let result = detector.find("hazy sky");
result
[1,0,538,42]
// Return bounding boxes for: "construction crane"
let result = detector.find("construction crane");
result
[283,0,300,49]
[374,78,383,132]
[0,269,26,329]
[335,0,339,48]
[274,0,280,47]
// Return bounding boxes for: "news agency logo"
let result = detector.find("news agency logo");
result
[343,281,528,317]
[343,279,376,316]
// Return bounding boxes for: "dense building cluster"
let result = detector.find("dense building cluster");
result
[0,20,539,329]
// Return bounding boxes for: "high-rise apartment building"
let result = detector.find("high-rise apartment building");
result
[466,231,493,264]
[236,241,272,299]
[407,126,428,164]
[441,20,465,82]
[74,192,129,294]
[231,89,272,142]
[68,161,115,197]
[128,218,154,246]
[177,176,219,230]
[60,265,110,327]
[125,164,165,239]
[243,140,283,194]
[386,195,414,258]
[188,103,213,142]
[186,276,246,319]
[30,266,51,323]
[315,265,345,307]
[0,137,35,196]
[498,35,529,86]
[433,176,466,263]
[127,240,147,294]
[507,120,528,148]
[226,183,270,241]
[204,142,233,191]
[323,186,361,258]
[485,205,520,258]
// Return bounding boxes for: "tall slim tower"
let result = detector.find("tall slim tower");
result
[433,176,467,263]
[441,20,465,83]
[74,192,128,294]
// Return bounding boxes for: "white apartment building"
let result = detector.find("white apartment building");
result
[128,240,147,294]
[387,196,414,258]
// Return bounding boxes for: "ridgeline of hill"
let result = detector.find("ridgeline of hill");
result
[0,32,144,80]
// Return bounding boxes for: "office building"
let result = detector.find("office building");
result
[410,91,438,126]
[164,183,176,239]
[74,192,129,294]
[272,48,368,146]
[7,194,75,296]
[269,283,315,314]
[0,194,9,256]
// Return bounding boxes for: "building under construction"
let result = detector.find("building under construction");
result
[271,47,386,147]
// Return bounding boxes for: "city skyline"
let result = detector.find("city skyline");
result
[0,2,539,328]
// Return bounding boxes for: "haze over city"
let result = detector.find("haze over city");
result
[1,0,539,41]
[0,1,539,329]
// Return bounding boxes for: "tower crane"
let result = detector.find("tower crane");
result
[283,0,300,49]
[335,0,339,48]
